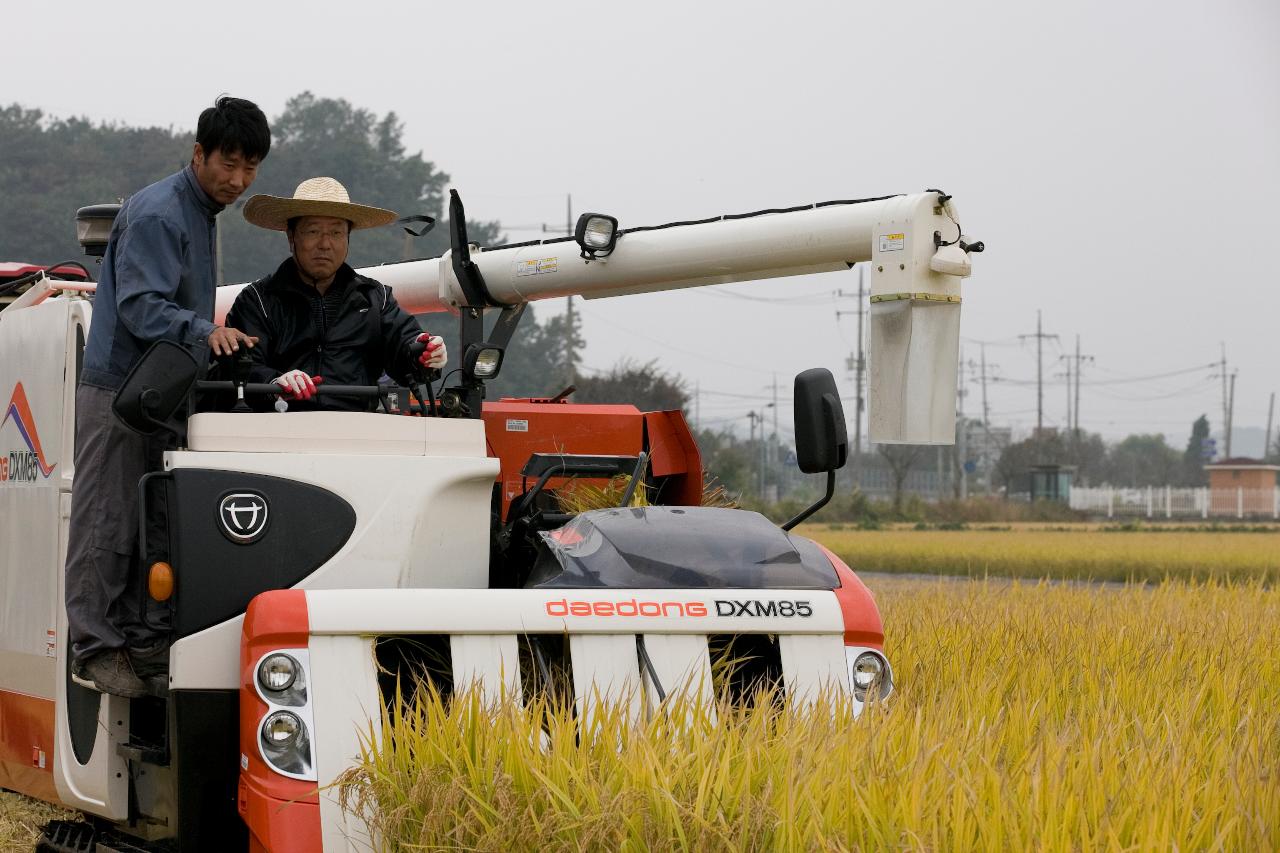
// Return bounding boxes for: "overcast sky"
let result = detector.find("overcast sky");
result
[7,0,1279,450]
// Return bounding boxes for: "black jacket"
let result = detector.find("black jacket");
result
[225,258,422,411]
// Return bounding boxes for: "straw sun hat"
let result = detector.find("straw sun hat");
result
[242,177,397,231]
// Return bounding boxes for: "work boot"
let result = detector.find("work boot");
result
[129,643,171,696]
[72,649,148,699]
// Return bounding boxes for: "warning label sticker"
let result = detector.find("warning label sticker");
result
[516,257,559,277]
[506,419,529,432]
[878,233,905,252]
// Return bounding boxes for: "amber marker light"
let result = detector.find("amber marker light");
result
[148,561,174,601]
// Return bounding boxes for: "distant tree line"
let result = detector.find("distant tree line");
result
[992,414,1215,491]
[0,93,502,281]
[2,99,1252,500]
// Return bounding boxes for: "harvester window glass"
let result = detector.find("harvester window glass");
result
[527,507,839,589]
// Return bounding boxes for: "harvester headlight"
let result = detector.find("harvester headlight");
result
[849,651,892,703]
[464,344,505,380]
[258,653,298,692]
[262,711,302,748]
[851,653,883,691]
[574,212,619,259]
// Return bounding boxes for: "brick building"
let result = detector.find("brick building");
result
[1204,458,1280,516]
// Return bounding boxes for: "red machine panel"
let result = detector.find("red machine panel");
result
[482,399,702,516]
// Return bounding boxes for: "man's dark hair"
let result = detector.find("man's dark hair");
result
[196,96,271,162]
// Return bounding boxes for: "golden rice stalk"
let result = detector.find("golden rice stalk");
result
[556,474,740,515]
[556,475,651,514]
[340,577,1280,852]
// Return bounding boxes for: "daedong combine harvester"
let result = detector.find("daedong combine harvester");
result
[0,189,981,851]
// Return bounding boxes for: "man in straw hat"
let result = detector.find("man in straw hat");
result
[67,96,270,698]
[225,176,446,409]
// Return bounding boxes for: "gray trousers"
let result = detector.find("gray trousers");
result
[65,384,172,660]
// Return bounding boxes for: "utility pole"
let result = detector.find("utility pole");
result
[694,380,701,431]
[771,374,779,449]
[563,195,578,386]
[1059,359,1072,433]
[1019,310,1058,434]
[1226,371,1237,458]
[836,265,867,471]
[974,344,995,492]
[1073,337,1083,435]
[854,265,865,459]
[761,412,768,500]
[1266,391,1275,461]
[1217,343,1230,455]
[747,411,765,500]
[957,351,968,499]
[1058,335,1094,437]
[979,344,991,430]
[770,374,779,493]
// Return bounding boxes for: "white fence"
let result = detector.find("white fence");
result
[1069,486,1280,519]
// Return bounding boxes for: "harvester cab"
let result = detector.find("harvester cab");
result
[0,189,981,851]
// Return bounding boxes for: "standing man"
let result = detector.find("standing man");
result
[68,97,271,697]
[225,177,446,409]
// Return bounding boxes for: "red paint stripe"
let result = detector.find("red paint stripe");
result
[816,542,885,649]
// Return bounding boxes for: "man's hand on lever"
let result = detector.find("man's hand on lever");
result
[273,369,324,401]
[415,332,446,370]
[208,326,259,357]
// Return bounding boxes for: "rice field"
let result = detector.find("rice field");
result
[6,528,1277,850]
[343,576,1280,851]
[806,524,1280,583]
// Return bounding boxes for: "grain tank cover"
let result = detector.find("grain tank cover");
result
[527,506,839,589]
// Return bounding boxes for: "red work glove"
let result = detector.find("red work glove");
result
[273,370,324,401]
[416,333,446,369]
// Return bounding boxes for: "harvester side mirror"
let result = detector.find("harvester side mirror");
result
[782,368,847,531]
[113,340,198,436]
[792,368,848,474]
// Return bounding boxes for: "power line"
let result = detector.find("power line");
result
[698,287,839,304]
[993,362,1217,387]
[574,304,777,376]
[1089,377,1219,403]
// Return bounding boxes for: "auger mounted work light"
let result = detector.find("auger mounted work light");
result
[574,212,619,260]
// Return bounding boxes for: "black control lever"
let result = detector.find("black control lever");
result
[405,339,441,416]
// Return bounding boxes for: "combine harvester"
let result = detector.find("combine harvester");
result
[0,189,981,851]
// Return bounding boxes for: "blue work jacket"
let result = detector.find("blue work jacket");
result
[81,166,222,390]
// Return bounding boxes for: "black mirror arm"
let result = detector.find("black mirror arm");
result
[138,388,185,440]
[781,469,836,532]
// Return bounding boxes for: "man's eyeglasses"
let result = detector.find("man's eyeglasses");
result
[297,227,349,242]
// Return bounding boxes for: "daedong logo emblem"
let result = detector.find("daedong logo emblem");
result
[219,492,270,544]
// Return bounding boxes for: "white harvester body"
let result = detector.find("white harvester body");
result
[0,188,977,851]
